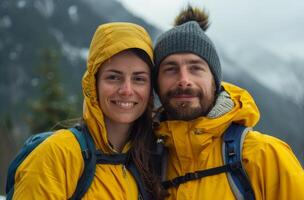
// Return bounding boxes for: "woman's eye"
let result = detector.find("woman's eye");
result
[106,74,120,80]
[133,76,148,83]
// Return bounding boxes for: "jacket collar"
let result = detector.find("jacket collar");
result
[154,82,260,145]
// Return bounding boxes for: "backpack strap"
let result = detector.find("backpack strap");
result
[68,126,96,200]
[161,123,255,200]
[157,138,168,182]
[161,123,248,189]
[162,164,234,189]
[95,151,127,164]
[6,126,96,200]
[95,151,150,200]
[6,132,53,199]
[222,123,255,200]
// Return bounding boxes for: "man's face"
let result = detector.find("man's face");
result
[157,53,216,120]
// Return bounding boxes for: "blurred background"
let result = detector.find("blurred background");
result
[0,0,303,195]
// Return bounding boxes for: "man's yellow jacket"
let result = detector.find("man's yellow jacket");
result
[154,82,304,200]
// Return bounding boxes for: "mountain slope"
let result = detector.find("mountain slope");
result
[221,51,304,162]
[0,0,160,115]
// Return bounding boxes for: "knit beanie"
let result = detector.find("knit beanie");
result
[154,21,222,94]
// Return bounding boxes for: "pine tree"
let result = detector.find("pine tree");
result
[27,48,78,133]
[0,113,16,194]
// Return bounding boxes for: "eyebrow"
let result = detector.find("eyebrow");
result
[103,69,122,74]
[133,71,149,75]
[103,69,149,75]
[186,59,207,65]
[161,60,179,66]
[161,58,207,66]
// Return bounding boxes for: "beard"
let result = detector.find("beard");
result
[159,87,215,121]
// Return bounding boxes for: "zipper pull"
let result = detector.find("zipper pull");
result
[122,165,127,178]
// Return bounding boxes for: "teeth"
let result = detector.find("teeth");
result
[114,101,135,109]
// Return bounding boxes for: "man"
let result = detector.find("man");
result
[153,6,304,200]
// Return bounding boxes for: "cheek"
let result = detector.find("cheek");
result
[135,85,151,112]
[203,79,216,101]
[96,82,112,109]
[202,76,215,90]
[157,77,171,95]
[140,85,151,102]
[97,89,107,110]
[208,78,216,94]
[97,82,105,101]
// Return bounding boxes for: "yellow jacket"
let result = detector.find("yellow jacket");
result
[154,82,304,200]
[12,22,153,199]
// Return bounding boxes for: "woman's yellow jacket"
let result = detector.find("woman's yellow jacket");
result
[12,22,153,199]
[154,82,304,200]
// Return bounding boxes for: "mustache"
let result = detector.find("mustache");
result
[166,88,202,98]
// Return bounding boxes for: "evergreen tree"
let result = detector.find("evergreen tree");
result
[27,48,78,133]
[0,113,16,194]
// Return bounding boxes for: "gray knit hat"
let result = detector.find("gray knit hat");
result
[154,21,222,94]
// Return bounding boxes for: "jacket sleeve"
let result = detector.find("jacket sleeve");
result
[243,131,304,200]
[12,130,84,200]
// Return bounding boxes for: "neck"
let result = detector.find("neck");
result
[105,118,133,152]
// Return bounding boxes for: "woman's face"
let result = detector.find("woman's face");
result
[96,50,151,125]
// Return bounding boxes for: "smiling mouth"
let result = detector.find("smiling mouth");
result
[111,100,138,109]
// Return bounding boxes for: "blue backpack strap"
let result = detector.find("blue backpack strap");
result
[6,131,53,199]
[95,151,150,200]
[68,126,96,200]
[95,151,127,164]
[6,126,96,200]
[222,123,255,200]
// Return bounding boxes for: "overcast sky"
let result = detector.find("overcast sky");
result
[117,0,304,58]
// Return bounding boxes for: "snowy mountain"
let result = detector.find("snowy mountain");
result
[221,44,304,106]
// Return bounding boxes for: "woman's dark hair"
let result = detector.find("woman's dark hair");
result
[128,48,164,199]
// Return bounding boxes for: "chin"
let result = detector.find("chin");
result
[113,116,140,124]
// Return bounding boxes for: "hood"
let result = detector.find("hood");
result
[82,22,153,152]
[155,82,260,140]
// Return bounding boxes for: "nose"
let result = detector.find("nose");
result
[118,79,133,96]
[177,68,192,88]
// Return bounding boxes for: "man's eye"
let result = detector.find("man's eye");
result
[163,66,177,73]
[190,65,206,73]
[191,65,204,71]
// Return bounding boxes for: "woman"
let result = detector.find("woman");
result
[11,22,162,199]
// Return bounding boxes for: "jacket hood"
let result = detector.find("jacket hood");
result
[82,22,153,152]
[155,82,260,140]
